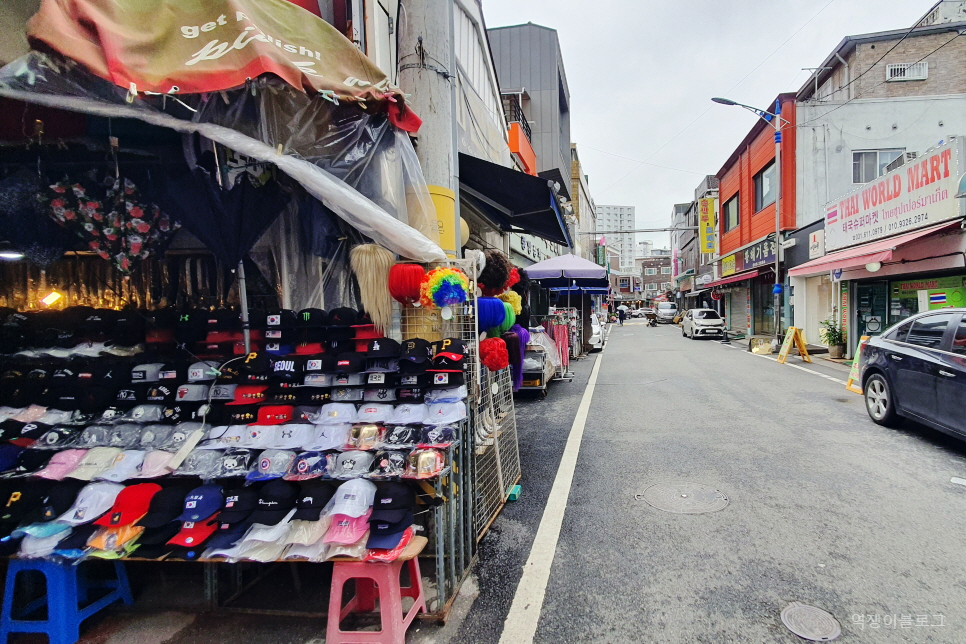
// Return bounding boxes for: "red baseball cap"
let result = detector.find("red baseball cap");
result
[226,385,269,406]
[167,518,219,547]
[251,405,295,425]
[93,483,163,527]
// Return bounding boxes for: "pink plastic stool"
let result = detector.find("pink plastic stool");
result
[326,558,426,644]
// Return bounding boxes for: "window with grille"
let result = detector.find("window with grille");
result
[853,149,904,183]
[661,267,671,274]
[886,62,928,81]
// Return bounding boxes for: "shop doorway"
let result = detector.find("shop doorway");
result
[753,278,776,336]
[855,281,888,341]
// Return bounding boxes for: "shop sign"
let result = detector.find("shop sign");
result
[894,275,966,310]
[721,254,736,277]
[840,282,849,344]
[596,245,606,266]
[808,230,825,259]
[697,273,712,285]
[698,198,716,253]
[824,138,966,252]
[721,235,776,277]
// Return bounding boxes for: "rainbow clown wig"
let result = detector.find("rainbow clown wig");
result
[419,267,470,308]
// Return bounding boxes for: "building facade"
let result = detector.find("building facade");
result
[596,204,636,271]
[571,144,597,262]
[639,255,673,303]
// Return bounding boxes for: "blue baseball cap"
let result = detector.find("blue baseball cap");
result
[366,510,413,550]
[176,484,223,522]
[204,521,251,550]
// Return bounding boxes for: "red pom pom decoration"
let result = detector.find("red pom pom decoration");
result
[479,337,509,371]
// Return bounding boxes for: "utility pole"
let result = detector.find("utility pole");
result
[397,0,462,258]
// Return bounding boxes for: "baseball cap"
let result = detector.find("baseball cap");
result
[396,387,425,402]
[331,451,375,480]
[316,403,357,425]
[137,486,192,528]
[131,363,165,383]
[209,384,238,402]
[215,449,258,478]
[138,425,174,451]
[400,339,434,365]
[159,422,203,452]
[106,424,143,449]
[365,359,400,375]
[404,449,445,479]
[145,384,177,404]
[291,405,320,424]
[370,481,416,522]
[269,356,301,382]
[323,509,372,545]
[292,481,338,521]
[332,373,365,387]
[172,449,222,478]
[93,482,162,527]
[177,484,224,522]
[305,424,352,452]
[136,450,175,478]
[327,307,358,327]
[346,424,384,451]
[215,364,241,383]
[366,338,401,358]
[391,403,429,425]
[357,403,394,424]
[176,384,209,403]
[19,480,85,525]
[175,309,209,344]
[251,405,294,426]
[366,451,408,480]
[333,353,364,374]
[383,425,419,448]
[57,481,124,525]
[187,361,219,383]
[303,373,333,388]
[218,487,260,524]
[121,404,165,424]
[168,518,219,547]
[20,531,65,558]
[330,387,364,403]
[0,479,53,524]
[424,385,468,404]
[238,426,275,449]
[266,425,312,450]
[427,371,465,389]
[425,402,467,424]
[79,425,112,448]
[67,447,122,481]
[227,384,269,406]
[366,510,414,550]
[204,520,251,550]
[93,450,145,482]
[330,479,376,518]
[295,388,331,405]
[35,449,88,480]
[264,387,299,406]
[249,479,299,526]
[419,425,458,448]
[0,443,21,474]
[136,521,181,546]
[5,449,54,476]
[284,452,332,482]
[87,523,145,551]
[241,352,272,382]
[13,520,72,541]
[363,388,397,403]
[246,450,297,482]
[296,308,327,328]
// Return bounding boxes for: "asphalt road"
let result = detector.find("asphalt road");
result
[448,321,966,643]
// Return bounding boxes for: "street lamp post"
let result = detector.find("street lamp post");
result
[712,97,789,346]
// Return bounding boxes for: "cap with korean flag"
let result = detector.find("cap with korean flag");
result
[176,484,223,523]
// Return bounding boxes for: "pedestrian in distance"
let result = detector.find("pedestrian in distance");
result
[618,308,626,326]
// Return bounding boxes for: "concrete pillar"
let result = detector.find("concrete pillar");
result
[397,0,461,258]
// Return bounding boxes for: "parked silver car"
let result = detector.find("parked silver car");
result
[682,308,725,339]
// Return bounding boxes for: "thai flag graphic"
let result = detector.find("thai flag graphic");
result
[930,293,947,304]
[826,206,838,224]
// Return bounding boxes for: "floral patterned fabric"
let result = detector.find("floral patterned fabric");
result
[46,173,179,274]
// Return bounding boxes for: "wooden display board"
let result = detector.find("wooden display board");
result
[776,327,811,364]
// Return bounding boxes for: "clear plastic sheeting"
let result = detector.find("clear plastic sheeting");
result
[527,330,561,367]
[0,52,445,262]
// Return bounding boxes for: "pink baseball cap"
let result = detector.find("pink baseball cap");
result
[137,450,175,479]
[323,508,372,545]
[35,449,88,480]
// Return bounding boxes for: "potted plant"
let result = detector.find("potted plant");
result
[819,319,846,358]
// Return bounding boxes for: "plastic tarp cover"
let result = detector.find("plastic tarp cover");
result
[0,52,444,262]
[527,330,561,368]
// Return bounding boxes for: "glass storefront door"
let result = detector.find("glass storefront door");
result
[855,281,889,341]
[753,277,775,336]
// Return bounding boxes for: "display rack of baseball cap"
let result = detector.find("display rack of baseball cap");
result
[0,304,458,564]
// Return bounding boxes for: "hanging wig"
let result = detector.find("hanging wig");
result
[479,337,510,371]
[477,297,507,330]
[508,324,529,391]
[502,330,523,391]
[419,267,470,308]
[517,304,531,330]
[511,267,531,303]
[478,250,513,296]
[498,290,522,316]
[350,243,395,333]
[388,263,425,305]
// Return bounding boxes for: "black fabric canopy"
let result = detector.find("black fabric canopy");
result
[458,153,572,247]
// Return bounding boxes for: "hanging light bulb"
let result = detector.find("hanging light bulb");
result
[41,291,62,306]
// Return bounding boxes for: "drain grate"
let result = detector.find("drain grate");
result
[636,482,729,514]
[780,602,841,641]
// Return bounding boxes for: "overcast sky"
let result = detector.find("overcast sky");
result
[482,0,938,250]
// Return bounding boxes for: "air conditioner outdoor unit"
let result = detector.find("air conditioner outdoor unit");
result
[885,152,919,173]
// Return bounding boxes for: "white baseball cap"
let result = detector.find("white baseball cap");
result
[57,481,125,525]
[316,403,357,425]
[267,425,313,450]
[67,447,123,481]
[329,479,376,517]
[391,403,429,425]
[305,424,352,451]
[136,450,175,478]
[424,385,468,404]
[356,403,394,424]
[93,450,145,482]
[188,361,219,382]
[176,384,210,402]
[131,363,165,383]
[425,402,466,424]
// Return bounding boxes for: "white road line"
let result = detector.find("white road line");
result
[725,344,846,384]
[498,354,604,644]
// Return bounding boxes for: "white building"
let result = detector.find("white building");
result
[596,204,636,271]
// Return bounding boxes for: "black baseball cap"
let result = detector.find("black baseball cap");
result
[269,356,302,382]
[366,338,401,358]
[20,480,85,524]
[0,478,53,524]
[207,308,241,331]
[296,308,327,328]
[333,353,365,374]
[292,481,338,521]
[249,479,299,526]
[175,309,209,344]
[136,486,192,528]
[370,481,416,523]
[400,338,433,363]
[242,352,272,382]
[429,339,468,373]
[136,521,182,546]
[218,487,260,524]
[327,307,358,327]
[205,520,251,550]
[266,310,298,329]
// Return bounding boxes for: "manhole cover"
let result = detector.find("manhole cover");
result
[781,602,841,641]
[636,482,729,514]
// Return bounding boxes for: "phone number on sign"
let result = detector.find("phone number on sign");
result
[847,213,929,243]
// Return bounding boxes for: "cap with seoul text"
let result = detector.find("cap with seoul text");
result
[176,484,223,522]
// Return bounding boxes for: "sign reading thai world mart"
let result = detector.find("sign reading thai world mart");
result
[824,138,966,252]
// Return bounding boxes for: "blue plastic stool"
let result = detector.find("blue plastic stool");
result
[0,559,133,644]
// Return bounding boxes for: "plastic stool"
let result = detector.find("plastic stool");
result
[0,559,133,644]
[326,558,426,644]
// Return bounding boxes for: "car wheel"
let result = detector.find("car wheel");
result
[682,327,687,337]
[864,373,899,426]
